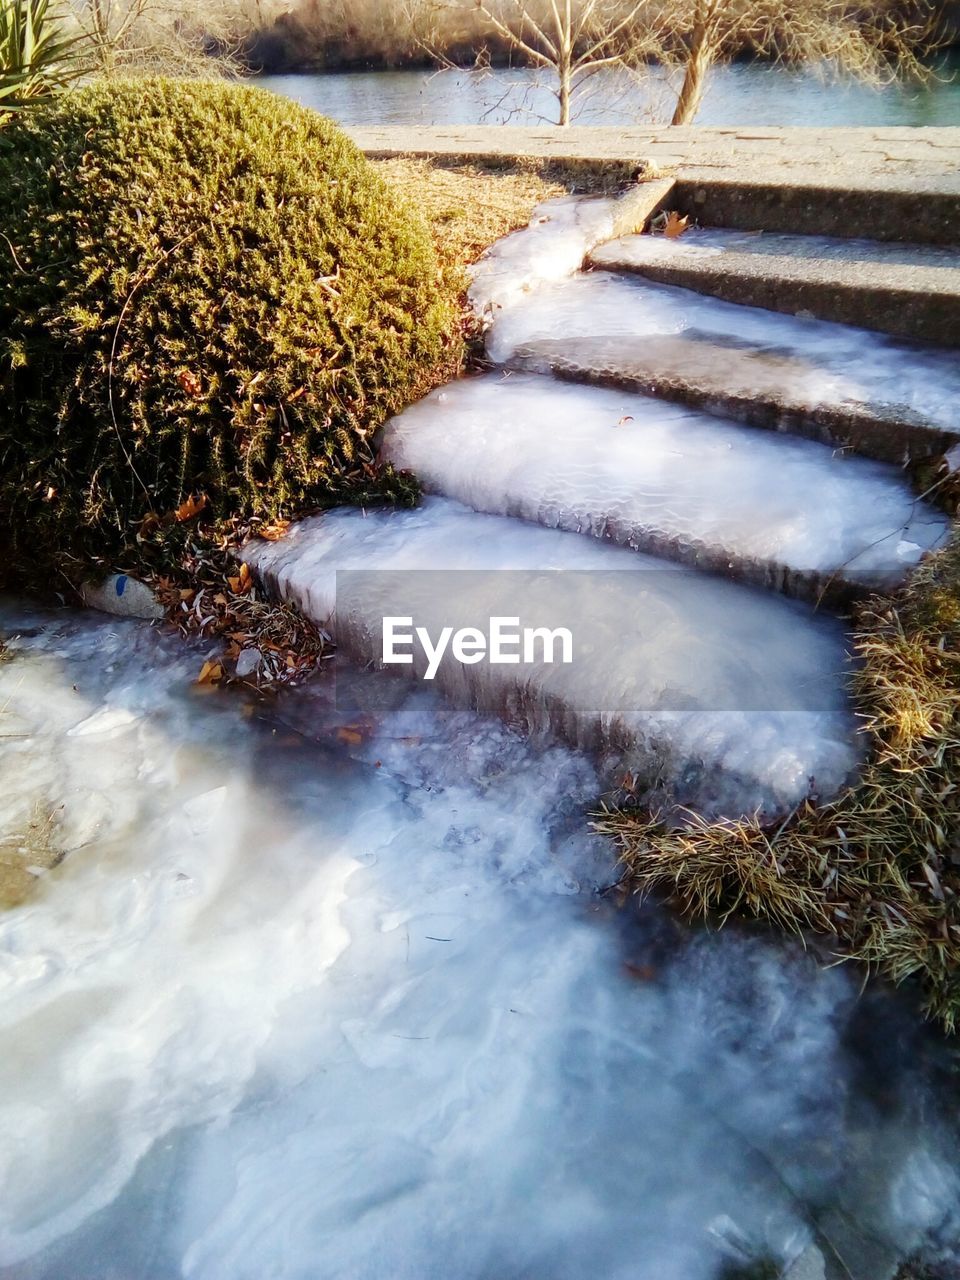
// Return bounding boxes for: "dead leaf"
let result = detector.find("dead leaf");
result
[196,659,224,686]
[663,211,689,239]
[923,861,945,902]
[623,962,658,982]
[259,520,290,542]
[227,563,253,595]
[173,493,208,524]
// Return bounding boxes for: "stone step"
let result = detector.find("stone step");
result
[510,333,960,467]
[589,229,960,344]
[348,126,960,245]
[483,269,960,462]
[670,169,960,247]
[378,372,949,605]
[241,496,860,820]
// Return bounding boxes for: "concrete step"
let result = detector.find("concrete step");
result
[509,333,960,467]
[670,169,960,246]
[483,270,960,458]
[241,495,860,819]
[378,372,949,606]
[589,229,960,345]
[349,126,960,245]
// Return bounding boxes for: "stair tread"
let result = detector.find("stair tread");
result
[510,333,960,464]
[593,229,960,284]
[588,230,960,342]
[241,496,859,818]
[379,371,948,601]
[485,269,960,438]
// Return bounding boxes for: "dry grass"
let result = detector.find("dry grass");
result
[597,528,960,1032]
[0,641,65,907]
[371,156,569,276]
[371,154,638,273]
[0,804,63,908]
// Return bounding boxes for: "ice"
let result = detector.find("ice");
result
[380,371,948,589]
[596,227,960,271]
[241,497,860,817]
[485,269,960,430]
[1,605,959,1280]
[468,194,630,320]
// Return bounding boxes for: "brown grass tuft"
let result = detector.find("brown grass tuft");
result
[597,528,960,1031]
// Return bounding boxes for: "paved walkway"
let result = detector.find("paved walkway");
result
[348,124,960,186]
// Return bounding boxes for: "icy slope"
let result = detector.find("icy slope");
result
[0,607,957,1280]
[379,372,948,597]
[467,183,672,319]
[241,498,859,817]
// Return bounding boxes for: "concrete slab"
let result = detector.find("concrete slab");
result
[589,231,960,343]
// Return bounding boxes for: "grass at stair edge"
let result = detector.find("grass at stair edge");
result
[597,526,960,1033]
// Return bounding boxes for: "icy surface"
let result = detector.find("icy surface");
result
[380,372,948,585]
[1,605,959,1280]
[242,497,860,817]
[468,194,628,319]
[595,228,960,271]
[485,269,960,430]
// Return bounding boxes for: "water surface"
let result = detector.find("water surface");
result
[259,54,960,128]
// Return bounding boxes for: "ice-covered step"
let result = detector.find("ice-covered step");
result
[242,497,860,819]
[379,372,948,602]
[486,270,960,461]
[589,229,960,345]
[468,179,674,319]
[510,333,960,467]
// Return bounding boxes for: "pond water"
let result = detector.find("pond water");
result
[259,52,960,128]
[1,606,960,1280]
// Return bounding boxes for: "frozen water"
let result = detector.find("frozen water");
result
[1,605,959,1280]
[595,228,960,272]
[484,269,960,431]
[468,194,630,320]
[241,497,860,817]
[380,371,948,589]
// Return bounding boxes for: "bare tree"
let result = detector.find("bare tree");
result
[67,0,248,75]
[416,0,667,125]
[663,0,944,126]
[412,0,944,126]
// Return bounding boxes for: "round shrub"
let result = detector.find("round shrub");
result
[0,77,459,585]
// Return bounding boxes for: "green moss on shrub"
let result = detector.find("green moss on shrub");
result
[0,77,460,587]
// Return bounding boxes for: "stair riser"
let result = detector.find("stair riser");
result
[527,359,960,468]
[422,502,887,608]
[600,260,960,345]
[674,179,960,247]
